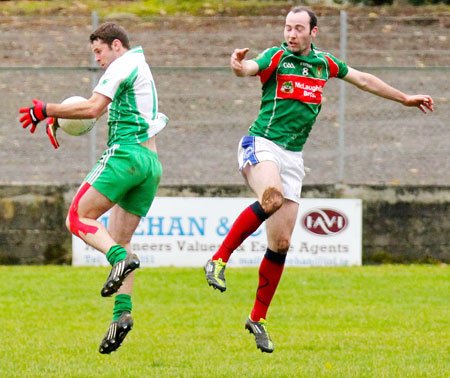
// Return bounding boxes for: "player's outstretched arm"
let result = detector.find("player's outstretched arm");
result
[19,93,110,149]
[343,67,434,114]
[45,92,110,120]
[230,48,259,77]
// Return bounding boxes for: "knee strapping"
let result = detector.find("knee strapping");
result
[68,182,99,237]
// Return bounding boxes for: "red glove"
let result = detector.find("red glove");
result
[46,117,60,149]
[19,99,47,133]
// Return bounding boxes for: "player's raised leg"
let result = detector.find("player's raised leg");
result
[204,161,283,291]
[246,199,298,353]
[66,184,140,298]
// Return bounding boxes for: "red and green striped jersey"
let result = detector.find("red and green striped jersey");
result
[249,42,348,151]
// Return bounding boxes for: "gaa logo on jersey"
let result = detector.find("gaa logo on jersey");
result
[281,81,294,94]
[302,208,348,236]
[283,62,296,69]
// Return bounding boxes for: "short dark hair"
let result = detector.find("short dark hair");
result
[89,22,130,49]
[290,6,317,31]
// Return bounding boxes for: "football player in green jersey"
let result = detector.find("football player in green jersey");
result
[19,23,168,354]
[204,6,433,353]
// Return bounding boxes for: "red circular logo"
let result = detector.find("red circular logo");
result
[302,208,348,236]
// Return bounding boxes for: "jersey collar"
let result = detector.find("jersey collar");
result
[124,46,144,56]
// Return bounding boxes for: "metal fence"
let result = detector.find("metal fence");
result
[1,12,449,186]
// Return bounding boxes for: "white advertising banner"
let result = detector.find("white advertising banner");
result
[72,197,362,267]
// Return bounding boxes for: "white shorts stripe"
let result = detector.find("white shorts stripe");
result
[86,144,120,185]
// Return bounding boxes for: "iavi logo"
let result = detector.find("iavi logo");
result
[302,208,348,236]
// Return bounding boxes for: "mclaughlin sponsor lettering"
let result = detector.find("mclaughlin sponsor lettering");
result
[294,82,323,93]
[276,75,326,104]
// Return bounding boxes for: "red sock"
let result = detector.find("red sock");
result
[251,249,286,321]
[212,202,268,263]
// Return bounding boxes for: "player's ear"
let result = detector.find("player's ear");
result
[112,39,122,51]
[310,26,318,37]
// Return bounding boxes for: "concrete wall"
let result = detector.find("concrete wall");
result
[0,184,448,264]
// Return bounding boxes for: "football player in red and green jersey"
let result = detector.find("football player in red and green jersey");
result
[204,6,434,353]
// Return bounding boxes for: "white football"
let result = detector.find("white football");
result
[57,96,96,136]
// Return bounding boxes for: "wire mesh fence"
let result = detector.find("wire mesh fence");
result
[1,13,449,186]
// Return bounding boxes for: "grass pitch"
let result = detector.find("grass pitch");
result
[1,265,449,377]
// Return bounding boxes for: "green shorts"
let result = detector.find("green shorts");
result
[84,143,162,217]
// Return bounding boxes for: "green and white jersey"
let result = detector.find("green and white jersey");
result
[250,42,348,151]
[94,46,166,146]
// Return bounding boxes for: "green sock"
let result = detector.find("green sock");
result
[106,245,128,266]
[113,294,132,321]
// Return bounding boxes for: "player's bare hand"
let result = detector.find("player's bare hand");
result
[230,48,249,71]
[403,95,434,114]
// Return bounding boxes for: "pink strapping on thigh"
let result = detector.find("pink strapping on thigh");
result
[69,182,99,237]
